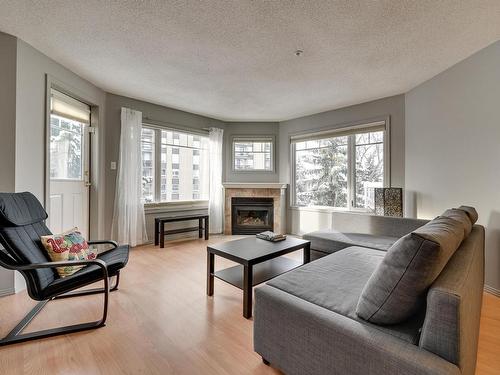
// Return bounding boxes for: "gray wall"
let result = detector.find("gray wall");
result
[15,40,106,220]
[224,122,280,183]
[0,32,17,296]
[405,40,500,293]
[278,94,406,234]
[0,34,107,294]
[0,32,17,194]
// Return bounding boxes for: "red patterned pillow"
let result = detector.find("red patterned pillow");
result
[41,228,97,277]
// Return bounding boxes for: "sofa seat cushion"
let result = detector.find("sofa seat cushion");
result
[266,246,424,344]
[303,230,399,254]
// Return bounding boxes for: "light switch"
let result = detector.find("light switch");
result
[110,161,117,170]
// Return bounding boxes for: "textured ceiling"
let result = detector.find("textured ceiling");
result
[1,1,499,121]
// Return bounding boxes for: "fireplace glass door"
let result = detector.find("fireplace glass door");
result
[231,197,274,234]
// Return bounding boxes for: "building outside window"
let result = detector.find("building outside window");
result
[141,126,209,203]
[292,122,387,211]
[232,137,274,171]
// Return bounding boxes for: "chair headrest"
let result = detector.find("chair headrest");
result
[0,192,48,227]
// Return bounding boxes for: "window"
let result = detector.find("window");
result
[292,122,387,211]
[232,137,274,171]
[141,126,209,203]
[141,128,155,203]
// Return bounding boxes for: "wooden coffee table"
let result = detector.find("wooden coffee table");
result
[206,237,311,318]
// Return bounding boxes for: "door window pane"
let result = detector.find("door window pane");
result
[50,115,84,180]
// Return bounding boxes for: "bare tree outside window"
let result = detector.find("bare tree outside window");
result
[50,115,84,180]
[294,129,385,211]
[295,137,348,208]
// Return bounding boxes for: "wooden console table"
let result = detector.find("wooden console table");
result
[155,214,209,248]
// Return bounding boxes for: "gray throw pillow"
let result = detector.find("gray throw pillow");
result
[457,205,478,224]
[356,216,464,325]
[442,208,472,237]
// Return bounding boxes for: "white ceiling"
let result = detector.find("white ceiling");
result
[1,1,499,121]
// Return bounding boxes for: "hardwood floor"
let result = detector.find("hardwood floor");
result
[0,235,498,374]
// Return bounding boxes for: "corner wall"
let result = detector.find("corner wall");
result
[0,32,17,296]
[405,40,500,293]
[224,122,280,183]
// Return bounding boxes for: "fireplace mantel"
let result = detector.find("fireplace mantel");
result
[223,183,287,235]
[222,182,287,190]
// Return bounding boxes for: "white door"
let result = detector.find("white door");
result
[48,90,91,237]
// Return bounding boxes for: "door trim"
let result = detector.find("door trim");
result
[45,75,103,239]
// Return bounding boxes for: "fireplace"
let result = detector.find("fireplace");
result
[231,197,274,235]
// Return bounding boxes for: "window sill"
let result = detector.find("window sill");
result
[144,200,209,214]
[232,169,275,173]
[289,206,374,215]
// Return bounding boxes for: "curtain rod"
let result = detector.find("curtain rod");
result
[142,116,210,135]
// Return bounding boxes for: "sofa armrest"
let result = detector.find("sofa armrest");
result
[420,225,485,375]
[254,285,460,375]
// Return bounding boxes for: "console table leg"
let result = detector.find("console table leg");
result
[198,218,203,238]
[304,243,311,264]
[160,221,165,249]
[207,251,214,296]
[243,264,253,318]
[204,217,209,240]
[154,219,159,246]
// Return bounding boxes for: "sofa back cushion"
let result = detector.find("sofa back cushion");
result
[356,216,465,324]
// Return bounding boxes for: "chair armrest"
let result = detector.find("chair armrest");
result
[13,259,109,279]
[87,240,119,249]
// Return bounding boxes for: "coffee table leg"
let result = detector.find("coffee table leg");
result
[304,242,311,264]
[154,219,159,246]
[160,221,165,249]
[243,264,253,318]
[204,217,209,240]
[207,251,214,296]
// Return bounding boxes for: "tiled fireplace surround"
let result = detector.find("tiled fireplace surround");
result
[223,183,288,235]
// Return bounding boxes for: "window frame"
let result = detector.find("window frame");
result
[290,119,390,212]
[141,124,209,207]
[231,135,275,173]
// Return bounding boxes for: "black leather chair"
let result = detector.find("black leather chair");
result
[0,192,129,346]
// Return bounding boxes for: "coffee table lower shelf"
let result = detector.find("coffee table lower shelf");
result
[214,257,301,289]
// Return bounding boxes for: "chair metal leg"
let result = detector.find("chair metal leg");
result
[0,272,109,347]
[54,271,120,299]
[110,272,120,291]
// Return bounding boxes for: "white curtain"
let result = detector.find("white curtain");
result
[208,127,224,234]
[111,107,147,246]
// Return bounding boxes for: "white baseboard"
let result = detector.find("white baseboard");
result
[484,285,500,297]
[0,287,15,297]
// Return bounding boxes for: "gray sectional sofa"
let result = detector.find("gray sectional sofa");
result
[254,210,485,375]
